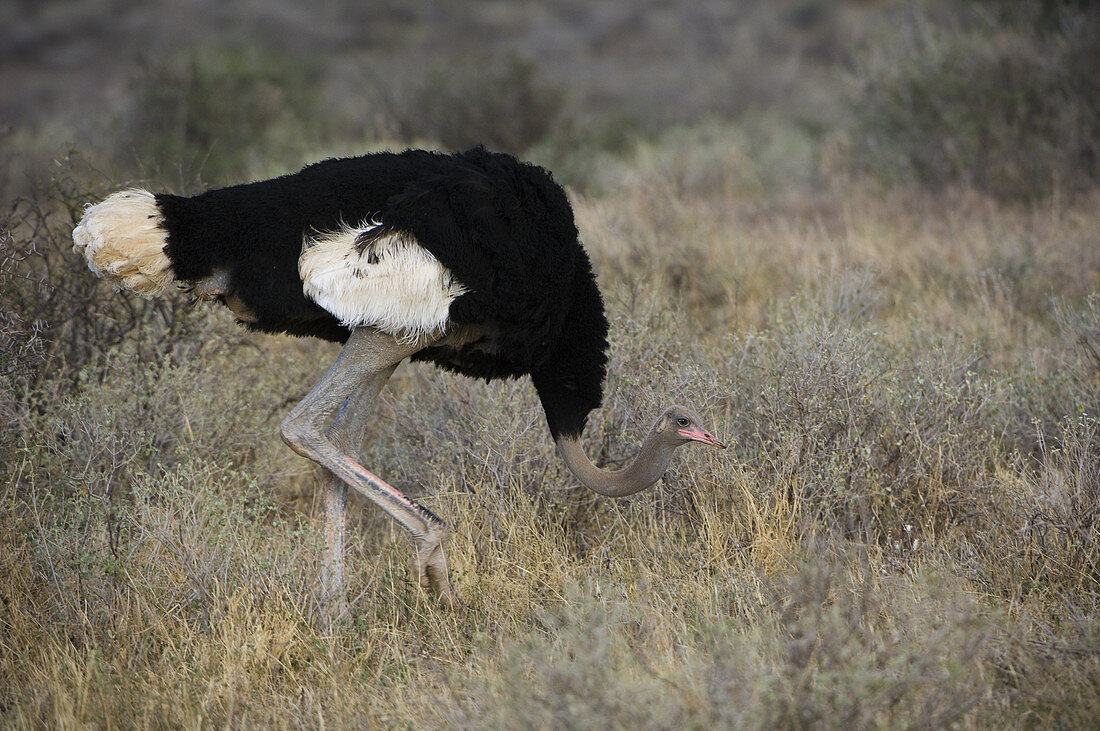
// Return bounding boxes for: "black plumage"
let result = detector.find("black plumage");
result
[155,147,609,438]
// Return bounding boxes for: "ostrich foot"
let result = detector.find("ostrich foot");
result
[409,520,459,608]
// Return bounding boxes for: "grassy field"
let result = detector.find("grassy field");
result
[2,123,1099,727]
[3,2,1100,727]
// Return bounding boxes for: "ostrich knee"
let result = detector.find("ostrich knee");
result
[280,414,327,462]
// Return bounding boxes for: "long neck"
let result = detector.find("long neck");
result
[555,430,676,497]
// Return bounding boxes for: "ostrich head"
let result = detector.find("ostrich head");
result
[657,405,726,449]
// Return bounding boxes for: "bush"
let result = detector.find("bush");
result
[384,53,566,154]
[850,2,1100,200]
[0,155,243,387]
[722,276,998,545]
[126,45,326,184]
[451,556,994,728]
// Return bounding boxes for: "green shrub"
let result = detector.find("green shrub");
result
[384,53,566,154]
[850,3,1100,200]
[126,45,325,184]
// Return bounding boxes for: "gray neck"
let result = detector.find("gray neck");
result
[555,430,677,497]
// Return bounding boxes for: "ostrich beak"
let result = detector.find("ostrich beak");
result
[678,427,727,449]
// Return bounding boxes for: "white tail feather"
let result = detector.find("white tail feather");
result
[72,189,174,298]
[299,222,467,340]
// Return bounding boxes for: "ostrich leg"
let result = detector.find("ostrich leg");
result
[280,327,458,612]
[319,470,348,618]
[318,366,396,619]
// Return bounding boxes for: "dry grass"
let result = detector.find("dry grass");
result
[3,127,1100,728]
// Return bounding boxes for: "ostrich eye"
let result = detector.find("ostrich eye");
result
[676,417,689,427]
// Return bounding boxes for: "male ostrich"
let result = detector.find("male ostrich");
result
[73,147,725,611]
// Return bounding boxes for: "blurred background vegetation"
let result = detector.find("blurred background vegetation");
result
[3,0,1100,727]
[2,0,1096,199]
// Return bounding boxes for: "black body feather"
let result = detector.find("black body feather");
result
[155,148,609,438]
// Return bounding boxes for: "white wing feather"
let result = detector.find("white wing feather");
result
[299,222,467,340]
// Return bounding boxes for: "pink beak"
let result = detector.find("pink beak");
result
[678,427,727,449]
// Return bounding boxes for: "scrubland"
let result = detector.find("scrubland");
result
[3,1,1100,728]
[3,137,1098,727]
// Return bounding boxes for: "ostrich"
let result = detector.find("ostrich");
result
[72,147,725,611]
